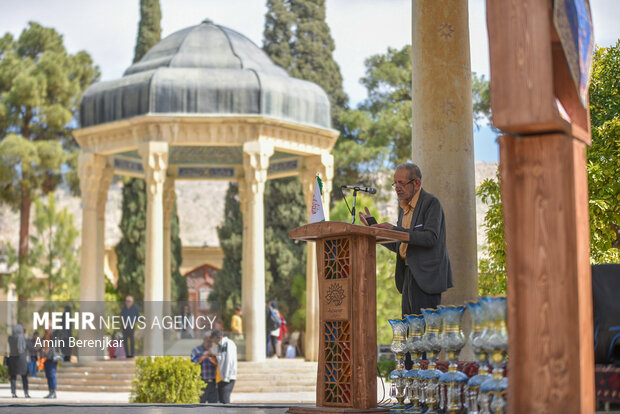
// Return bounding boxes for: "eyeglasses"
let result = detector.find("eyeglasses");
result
[391,178,416,188]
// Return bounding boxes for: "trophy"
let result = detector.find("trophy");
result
[388,318,409,412]
[465,300,491,414]
[404,314,425,413]
[419,308,442,414]
[438,305,468,413]
[478,296,508,414]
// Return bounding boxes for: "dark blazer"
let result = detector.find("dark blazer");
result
[385,188,453,295]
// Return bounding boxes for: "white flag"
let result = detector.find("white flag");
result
[309,175,325,223]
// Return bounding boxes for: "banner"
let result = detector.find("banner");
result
[309,175,325,223]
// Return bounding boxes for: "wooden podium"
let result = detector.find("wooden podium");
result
[288,221,408,413]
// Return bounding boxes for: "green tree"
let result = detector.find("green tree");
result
[264,177,306,330]
[0,22,98,290]
[0,134,64,301]
[335,46,492,199]
[259,0,347,331]
[209,183,243,328]
[116,0,187,302]
[133,0,162,64]
[587,41,620,262]
[263,0,348,127]
[477,40,620,294]
[289,0,348,124]
[116,177,147,301]
[476,173,507,295]
[0,193,80,304]
[170,203,187,302]
[472,72,491,128]
[30,192,80,301]
[263,0,295,71]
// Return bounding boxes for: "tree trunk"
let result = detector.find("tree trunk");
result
[19,186,31,269]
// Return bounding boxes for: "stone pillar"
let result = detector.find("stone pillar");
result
[96,166,114,302]
[78,153,106,302]
[411,1,478,309]
[241,140,273,362]
[163,178,175,303]
[300,153,334,361]
[78,153,106,361]
[139,141,168,356]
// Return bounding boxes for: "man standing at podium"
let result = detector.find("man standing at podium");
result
[360,163,453,316]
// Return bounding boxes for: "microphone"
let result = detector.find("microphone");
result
[341,185,377,195]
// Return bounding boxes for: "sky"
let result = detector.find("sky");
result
[0,0,618,162]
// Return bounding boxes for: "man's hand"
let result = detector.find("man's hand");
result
[358,207,372,226]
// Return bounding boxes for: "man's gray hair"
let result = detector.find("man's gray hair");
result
[396,163,422,180]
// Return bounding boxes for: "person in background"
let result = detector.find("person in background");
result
[191,333,218,403]
[284,340,296,359]
[8,324,29,398]
[60,305,72,362]
[180,304,195,339]
[266,301,281,358]
[42,330,61,399]
[276,310,288,357]
[231,306,243,334]
[211,329,237,404]
[27,330,40,377]
[121,296,140,358]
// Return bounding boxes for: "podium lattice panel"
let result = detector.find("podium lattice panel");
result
[323,320,352,405]
[323,238,350,280]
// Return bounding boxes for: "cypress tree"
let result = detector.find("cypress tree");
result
[289,0,348,124]
[116,0,186,302]
[262,0,347,329]
[209,183,243,328]
[133,0,162,64]
[212,0,349,330]
[115,178,147,300]
[263,177,306,329]
[263,0,348,126]
[263,0,295,71]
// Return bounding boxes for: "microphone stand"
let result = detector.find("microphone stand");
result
[350,189,358,224]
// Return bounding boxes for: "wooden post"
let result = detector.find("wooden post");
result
[288,222,408,413]
[487,0,595,412]
[499,134,594,413]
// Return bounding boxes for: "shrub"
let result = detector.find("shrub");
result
[0,364,8,383]
[130,356,203,403]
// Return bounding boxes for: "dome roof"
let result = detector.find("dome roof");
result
[79,20,331,128]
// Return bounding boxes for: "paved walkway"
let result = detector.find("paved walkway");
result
[0,384,315,404]
[0,403,311,414]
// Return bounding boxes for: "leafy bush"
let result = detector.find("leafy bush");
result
[0,364,8,382]
[130,356,203,403]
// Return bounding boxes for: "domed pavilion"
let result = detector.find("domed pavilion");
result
[74,19,338,361]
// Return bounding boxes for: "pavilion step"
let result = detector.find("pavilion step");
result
[29,358,319,393]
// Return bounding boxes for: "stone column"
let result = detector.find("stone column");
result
[139,141,168,356]
[411,1,478,309]
[163,178,175,304]
[96,166,114,302]
[78,153,106,360]
[241,140,273,362]
[299,153,334,362]
[78,153,106,302]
